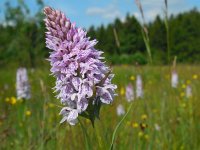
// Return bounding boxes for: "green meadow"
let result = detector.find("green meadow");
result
[0,65,199,150]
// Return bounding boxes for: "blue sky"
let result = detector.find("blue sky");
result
[0,0,199,28]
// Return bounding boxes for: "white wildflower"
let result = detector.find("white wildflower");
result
[16,68,31,100]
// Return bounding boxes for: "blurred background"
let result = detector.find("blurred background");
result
[0,0,199,67]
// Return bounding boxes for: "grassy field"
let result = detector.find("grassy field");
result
[0,65,200,150]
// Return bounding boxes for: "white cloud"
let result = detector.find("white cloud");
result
[85,0,198,26]
[141,0,183,5]
[134,0,188,22]
[86,5,123,20]
[86,7,105,15]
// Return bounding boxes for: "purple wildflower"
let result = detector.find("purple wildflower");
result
[116,104,125,116]
[125,83,134,102]
[136,75,143,98]
[171,70,178,88]
[186,85,192,98]
[44,7,117,125]
[16,67,31,100]
[154,123,161,131]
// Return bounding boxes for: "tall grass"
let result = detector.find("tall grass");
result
[164,0,171,64]
[0,65,199,149]
[135,0,152,64]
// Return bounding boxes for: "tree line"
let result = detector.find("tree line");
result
[0,1,199,67]
[87,8,200,65]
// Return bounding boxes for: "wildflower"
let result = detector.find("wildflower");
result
[59,107,78,125]
[136,75,143,98]
[116,104,125,116]
[26,110,31,116]
[86,119,90,124]
[48,103,55,108]
[138,131,143,137]
[16,68,31,100]
[5,97,10,103]
[125,83,134,102]
[182,84,186,89]
[154,123,161,131]
[126,121,131,126]
[141,114,147,120]
[120,87,125,96]
[180,92,185,97]
[10,97,17,105]
[193,74,198,79]
[140,123,148,128]
[130,75,135,81]
[186,85,192,98]
[132,122,139,128]
[144,134,149,140]
[181,103,186,108]
[171,70,178,88]
[44,7,117,125]
[186,80,191,85]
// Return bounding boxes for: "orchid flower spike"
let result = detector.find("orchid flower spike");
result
[44,7,117,126]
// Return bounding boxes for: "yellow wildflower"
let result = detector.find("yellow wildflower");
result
[141,114,148,120]
[141,123,148,129]
[5,97,10,103]
[130,75,135,81]
[10,97,17,105]
[182,84,186,89]
[48,103,54,108]
[144,134,149,140]
[86,119,90,124]
[193,74,198,80]
[186,80,191,85]
[181,103,186,108]
[26,110,31,116]
[138,131,143,137]
[180,92,185,97]
[126,121,131,126]
[132,122,139,128]
[120,87,125,96]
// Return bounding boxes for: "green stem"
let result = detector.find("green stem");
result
[109,102,134,150]
[165,19,170,64]
[78,118,90,150]
[142,29,152,64]
[164,0,170,64]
